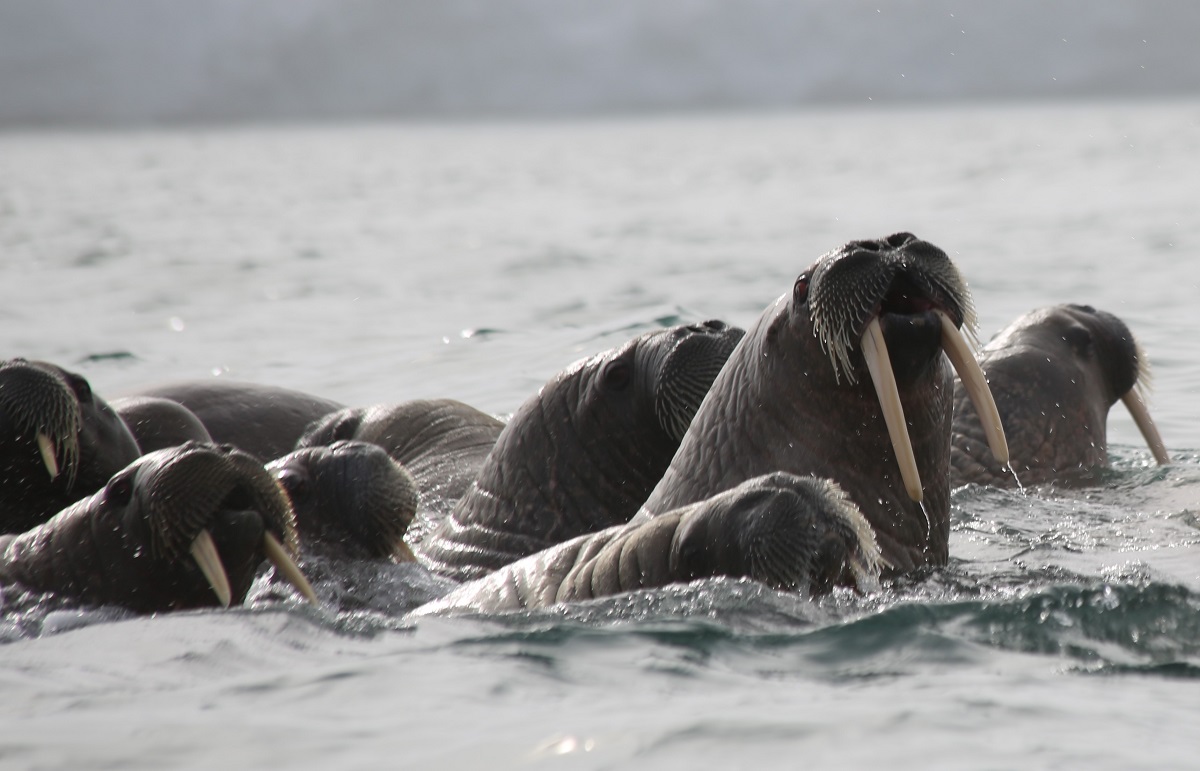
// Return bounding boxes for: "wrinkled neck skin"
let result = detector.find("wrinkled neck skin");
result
[643,294,954,573]
[351,401,503,490]
[0,494,151,608]
[952,342,1111,487]
[466,379,673,547]
[421,348,680,578]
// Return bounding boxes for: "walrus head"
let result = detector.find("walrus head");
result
[268,440,420,562]
[126,442,316,608]
[424,319,745,579]
[0,442,316,612]
[0,358,141,534]
[107,442,316,609]
[490,319,746,538]
[643,233,1005,574]
[952,303,1168,486]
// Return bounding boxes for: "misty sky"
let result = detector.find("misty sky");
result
[1,0,1197,126]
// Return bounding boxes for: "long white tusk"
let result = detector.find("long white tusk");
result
[36,433,59,481]
[861,317,923,502]
[190,529,232,608]
[1121,389,1170,465]
[936,310,1010,466]
[263,531,319,605]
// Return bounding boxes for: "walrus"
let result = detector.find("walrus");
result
[0,442,315,613]
[111,395,214,453]
[419,233,1007,613]
[295,399,505,545]
[413,319,746,581]
[0,359,142,534]
[267,440,420,562]
[415,472,883,616]
[951,303,1169,487]
[127,380,346,462]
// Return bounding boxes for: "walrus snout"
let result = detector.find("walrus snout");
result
[127,443,316,607]
[810,236,975,383]
[655,319,745,440]
[805,235,1007,502]
[0,358,84,486]
[269,440,419,562]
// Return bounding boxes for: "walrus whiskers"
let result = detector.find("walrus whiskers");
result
[189,529,232,607]
[813,477,888,588]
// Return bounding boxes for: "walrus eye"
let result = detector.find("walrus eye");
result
[104,471,135,506]
[793,274,810,304]
[64,372,93,403]
[602,360,632,391]
[275,468,311,503]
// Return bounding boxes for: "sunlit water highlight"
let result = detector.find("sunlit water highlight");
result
[1,101,1199,769]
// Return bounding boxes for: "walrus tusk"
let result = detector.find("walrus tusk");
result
[935,310,1010,466]
[1121,389,1170,465]
[36,433,59,481]
[190,529,232,607]
[393,538,418,563]
[861,318,923,502]
[263,532,319,605]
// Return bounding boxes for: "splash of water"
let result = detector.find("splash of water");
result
[1007,464,1026,495]
[919,499,932,551]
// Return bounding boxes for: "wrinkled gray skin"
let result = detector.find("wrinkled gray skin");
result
[952,304,1146,487]
[296,399,504,546]
[416,320,745,582]
[0,442,300,614]
[416,473,875,616]
[426,233,973,613]
[129,381,345,462]
[268,440,419,561]
[0,359,142,534]
[111,395,214,453]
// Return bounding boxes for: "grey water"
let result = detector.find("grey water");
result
[2,100,1200,769]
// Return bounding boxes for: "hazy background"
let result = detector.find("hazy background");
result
[1,0,1198,127]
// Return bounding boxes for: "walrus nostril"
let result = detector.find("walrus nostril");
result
[885,232,918,248]
[699,320,727,332]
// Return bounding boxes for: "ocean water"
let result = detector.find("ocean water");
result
[2,100,1199,769]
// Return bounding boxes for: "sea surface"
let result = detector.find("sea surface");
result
[1,101,1199,769]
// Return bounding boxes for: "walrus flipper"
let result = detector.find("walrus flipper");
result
[0,443,315,614]
[415,473,883,615]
